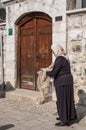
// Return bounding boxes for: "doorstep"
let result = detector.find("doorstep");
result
[5,88,52,105]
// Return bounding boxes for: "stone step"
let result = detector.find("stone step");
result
[5,89,44,105]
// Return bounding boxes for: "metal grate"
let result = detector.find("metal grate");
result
[67,0,76,10]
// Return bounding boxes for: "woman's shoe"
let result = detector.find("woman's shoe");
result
[55,122,70,126]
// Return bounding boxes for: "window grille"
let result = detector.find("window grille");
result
[67,0,86,10]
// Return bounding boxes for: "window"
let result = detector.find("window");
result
[82,0,86,8]
[0,8,6,21]
[67,0,86,10]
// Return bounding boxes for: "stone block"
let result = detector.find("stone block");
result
[6,89,49,105]
[83,30,86,39]
[82,15,86,26]
[69,29,82,42]
[53,21,66,33]
[6,52,15,61]
[68,15,81,28]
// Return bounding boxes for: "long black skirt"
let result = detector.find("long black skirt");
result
[55,85,77,123]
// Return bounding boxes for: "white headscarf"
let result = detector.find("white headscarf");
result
[51,44,68,59]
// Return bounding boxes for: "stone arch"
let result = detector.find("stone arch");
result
[15,11,52,25]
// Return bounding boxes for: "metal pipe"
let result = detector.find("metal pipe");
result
[0,32,5,90]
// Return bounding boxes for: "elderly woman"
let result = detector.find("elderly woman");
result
[46,44,77,126]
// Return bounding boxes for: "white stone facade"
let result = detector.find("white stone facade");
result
[1,0,66,89]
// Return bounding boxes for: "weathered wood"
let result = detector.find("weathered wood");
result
[17,13,52,90]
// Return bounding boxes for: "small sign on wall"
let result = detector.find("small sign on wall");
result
[8,28,13,35]
[55,16,62,21]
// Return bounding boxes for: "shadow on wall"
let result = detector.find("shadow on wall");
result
[4,81,15,91]
[0,124,14,130]
[76,89,86,122]
[0,81,15,98]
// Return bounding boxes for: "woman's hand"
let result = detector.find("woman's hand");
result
[40,68,48,71]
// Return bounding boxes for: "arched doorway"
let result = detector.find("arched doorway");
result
[16,12,52,90]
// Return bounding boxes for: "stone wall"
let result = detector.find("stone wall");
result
[67,11,86,105]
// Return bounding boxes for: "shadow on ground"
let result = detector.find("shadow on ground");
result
[0,124,14,130]
[0,81,15,98]
[76,89,86,122]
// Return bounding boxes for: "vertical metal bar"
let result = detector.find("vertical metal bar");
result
[0,33,5,91]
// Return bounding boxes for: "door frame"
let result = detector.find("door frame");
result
[16,12,52,89]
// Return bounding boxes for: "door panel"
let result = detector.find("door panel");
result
[19,16,52,90]
[36,18,52,72]
[20,19,35,89]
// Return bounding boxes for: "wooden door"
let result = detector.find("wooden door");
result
[18,14,52,90]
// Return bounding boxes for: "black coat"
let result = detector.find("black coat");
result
[46,56,77,124]
[46,56,73,86]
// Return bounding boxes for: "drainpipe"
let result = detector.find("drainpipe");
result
[0,32,5,91]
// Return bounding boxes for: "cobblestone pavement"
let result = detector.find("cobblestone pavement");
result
[0,97,86,130]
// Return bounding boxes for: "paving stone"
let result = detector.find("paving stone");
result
[0,98,86,130]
